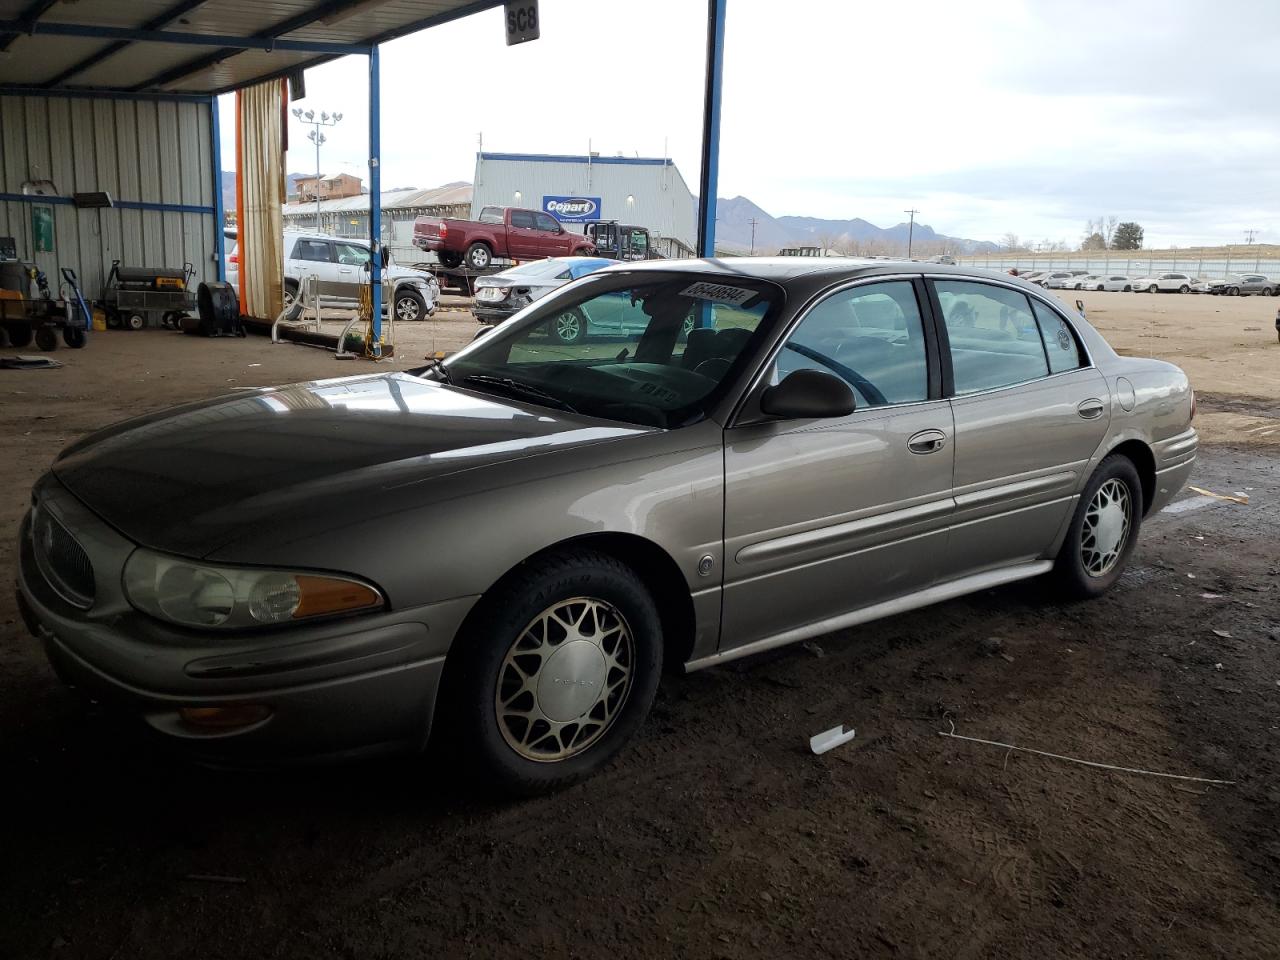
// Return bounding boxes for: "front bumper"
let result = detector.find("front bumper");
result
[16,483,476,763]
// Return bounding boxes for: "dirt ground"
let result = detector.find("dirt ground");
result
[1,292,1278,959]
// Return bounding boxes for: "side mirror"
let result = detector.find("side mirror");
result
[760,369,855,420]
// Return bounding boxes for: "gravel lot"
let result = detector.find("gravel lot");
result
[1,290,1277,959]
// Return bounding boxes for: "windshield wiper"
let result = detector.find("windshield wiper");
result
[409,357,452,383]
[460,374,578,414]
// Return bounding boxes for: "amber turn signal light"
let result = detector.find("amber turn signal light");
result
[179,704,272,730]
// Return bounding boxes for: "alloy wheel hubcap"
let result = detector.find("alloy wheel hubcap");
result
[495,598,634,762]
[396,298,419,320]
[1081,478,1131,577]
[556,313,580,341]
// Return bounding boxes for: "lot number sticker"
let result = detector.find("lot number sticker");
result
[679,282,755,305]
[505,1,540,45]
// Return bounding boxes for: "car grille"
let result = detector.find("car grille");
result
[31,505,95,608]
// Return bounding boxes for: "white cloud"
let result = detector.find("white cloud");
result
[221,0,1280,247]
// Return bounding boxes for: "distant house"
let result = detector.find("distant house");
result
[293,172,363,202]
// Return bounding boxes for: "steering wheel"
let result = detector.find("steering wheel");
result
[783,341,888,406]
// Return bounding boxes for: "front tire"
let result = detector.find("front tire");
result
[437,252,463,269]
[1052,455,1143,599]
[393,287,426,322]
[442,549,663,795]
[551,307,585,344]
[1147,284,1159,294]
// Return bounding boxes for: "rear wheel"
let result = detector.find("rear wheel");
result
[281,280,302,320]
[437,252,463,269]
[465,242,493,270]
[63,325,86,348]
[1262,287,1273,297]
[441,549,663,795]
[4,322,33,348]
[125,313,145,331]
[1052,455,1143,599]
[34,326,58,351]
[1123,285,1132,292]
[1179,284,1190,294]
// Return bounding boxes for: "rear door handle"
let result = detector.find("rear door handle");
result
[907,429,948,454]
[1077,398,1105,420]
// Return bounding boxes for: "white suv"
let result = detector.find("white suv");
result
[226,231,439,320]
[1130,272,1194,294]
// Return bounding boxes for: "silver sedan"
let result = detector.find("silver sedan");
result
[17,259,1197,793]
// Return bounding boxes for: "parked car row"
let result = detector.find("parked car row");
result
[1017,270,1279,295]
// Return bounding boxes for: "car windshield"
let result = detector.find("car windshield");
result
[440,272,780,428]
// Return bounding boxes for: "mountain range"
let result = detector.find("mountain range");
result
[220,174,998,255]
[710,195,1000,256]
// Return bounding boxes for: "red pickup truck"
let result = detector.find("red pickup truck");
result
[413,206,596,270]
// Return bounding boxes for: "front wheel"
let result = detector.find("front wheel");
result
[1051,455,1143,599]
[393,287,426,322]
[437,252,463,269]
[442,549,663,795]
[34,326,58,351]
[63,325,87,348]
[1148,284,1159,294]
[551,307,585,344]
[125,313,145,331]
[1228,287,1240,296]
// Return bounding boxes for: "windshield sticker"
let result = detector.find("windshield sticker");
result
[679,282,756,305]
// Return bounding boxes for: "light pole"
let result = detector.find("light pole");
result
[292,107,342,232]
[904,208,919,258]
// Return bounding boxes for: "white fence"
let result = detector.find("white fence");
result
[958,256,1280,281]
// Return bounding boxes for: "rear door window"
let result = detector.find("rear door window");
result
[934,280,1050,393]
[292,239,332,262]
[1031,300,1084,374]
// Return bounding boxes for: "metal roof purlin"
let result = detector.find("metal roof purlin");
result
[0,0,57,53]
[42,0,211,88]
[0,20,370,56]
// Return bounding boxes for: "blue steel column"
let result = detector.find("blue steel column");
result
[696,0,726,258]
[369,43,382,350]
[210,95,226,282]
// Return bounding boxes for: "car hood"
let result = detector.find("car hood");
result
[52,373,650,557]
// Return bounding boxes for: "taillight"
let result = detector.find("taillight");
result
[439,223,448,236]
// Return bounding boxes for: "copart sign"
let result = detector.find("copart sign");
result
[543,196,601,223]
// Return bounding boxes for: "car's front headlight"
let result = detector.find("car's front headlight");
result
[123,549,384,630]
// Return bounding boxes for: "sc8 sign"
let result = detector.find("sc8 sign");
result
[505,0,540,45]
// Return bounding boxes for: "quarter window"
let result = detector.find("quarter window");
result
[935,280,1050,393]
[1031,300,1084,373]
[774,281,929,407]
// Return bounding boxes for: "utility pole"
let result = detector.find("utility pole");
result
[904,208,919,258]
[292,107,343,233]
[1244,228,1257,244]
[748,217,758,255]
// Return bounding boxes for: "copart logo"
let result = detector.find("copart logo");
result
[544,197,597,218]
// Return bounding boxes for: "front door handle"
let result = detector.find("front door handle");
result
[1077,398,1105,420]
[907,429,948,454]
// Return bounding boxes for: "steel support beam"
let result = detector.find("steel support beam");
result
[0,0,56,52]
[0,20,369,55]
[696,0,727,258]
[368,44,382,352]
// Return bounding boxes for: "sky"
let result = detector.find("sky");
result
[219,0,1280,248]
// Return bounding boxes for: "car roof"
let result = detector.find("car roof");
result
[598,256,1049,293]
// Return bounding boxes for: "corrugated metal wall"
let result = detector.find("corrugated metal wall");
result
[0,95,216,299]
[472,155,697,254]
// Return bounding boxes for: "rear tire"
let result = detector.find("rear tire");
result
[1179,284,1189,294]
[465,243,493,270]
[440,549,663,795]
[34,326,58,351]
[5,323,33,348]
[125,313,145,331]
[1051,455,1144,600]
[550,307,585,344]
[437,252,463,269]
[1262,287,1273,297]
[281,280,302,320]
[63,325,86,348]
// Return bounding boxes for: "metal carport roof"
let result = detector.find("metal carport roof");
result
[0,0,503,96]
